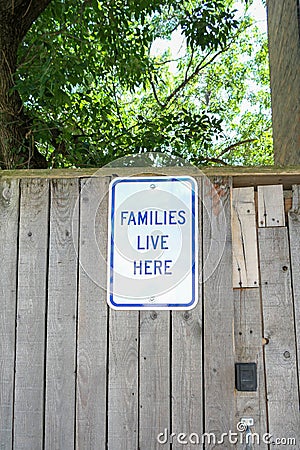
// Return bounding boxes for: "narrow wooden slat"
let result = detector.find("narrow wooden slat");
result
[234,289,268,449]
[288,184,300,395]
[45,179,79,450]
[14,179,49,449]
[290,184,300,209]
[172,176,203,449]
[258,227,299,446]
[0,179,19,449]
[171,310,202,449]
[76,177,109,449]
[258,185,285,227]
[2,166,300,191]
[231,187,259,288]
[108,310,139,449]
[202,177,236,446]
[139,311,170,449]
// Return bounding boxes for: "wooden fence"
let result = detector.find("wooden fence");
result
[0,168,300,449]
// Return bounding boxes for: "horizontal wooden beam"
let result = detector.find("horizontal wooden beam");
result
[1,165,300,189]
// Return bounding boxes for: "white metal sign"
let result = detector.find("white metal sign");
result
[107,176,198,309]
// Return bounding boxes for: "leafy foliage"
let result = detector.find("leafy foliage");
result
[12,0,272,168]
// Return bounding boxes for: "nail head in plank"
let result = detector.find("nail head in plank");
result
[288,184,300,396]
[258,227,299,444]
[14,179,49,449]
[232,187,259,288]
[0,179,19,449]
[258,185,285,227]
[45,179,79,450]
[203,177,236,438]
[172,176,203,442]
[108,310,139,450]
[139,311,170,449]
[76,177,109,449]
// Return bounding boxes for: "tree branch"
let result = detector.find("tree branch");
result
[19,0,52,38]
[161,47,221,108]
[197,138,260,166]
[161,24,250,109]
[0,0,24,12]
[111,81,126,130]
[201,157,229,165]
[154,57,184,66]
[150,78,165,107]
[184,48,194,82]
[216,138,258,158]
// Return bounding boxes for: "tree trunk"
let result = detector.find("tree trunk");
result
[0,1,51,169]
[267,0,300,165]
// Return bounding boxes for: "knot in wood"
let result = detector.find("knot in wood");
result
[2,186,11,202]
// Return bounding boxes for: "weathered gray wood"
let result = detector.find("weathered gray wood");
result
[171,176,203,449]
[14,179,49,449]
[290,184,300,210]
[171,310,203,449]
[3,166,300,190]
[45,179,79,450]
[258,185,285,227]
[202,176,236,448]
[0,179,19,449]
[2,170,300,449]
[234,289,268,449]
[76,177,109,449]
[108,310,139,450]
[258,227,299,447]
[139,311,170,449]
[288,184,300,399]
[231,187,259,288]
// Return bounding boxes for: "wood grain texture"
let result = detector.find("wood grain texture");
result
[0,179,19,449]
[171,176,203,450]
[234,289,268,449]
[202,176,236,448]
[288,184,300,399]
[2,166,300,190]
[258,227,300,447]
[171,309,203,449]
[45,179,79,450]
[76,177,109,450]
[108,310,139,450]
[139,311,170,449]
[14,179,49,449]
[258,185,285,227]
[231,187,259,288]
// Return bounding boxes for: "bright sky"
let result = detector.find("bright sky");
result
[151,0,267,59]
[236,0,267,32]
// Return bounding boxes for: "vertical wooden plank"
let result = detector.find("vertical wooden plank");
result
[258,185,285,227]
[234,289,268,449]
[171,310,202,449]
[0,179,19,449]
[231,187,259,288]
[203,177,236,446]
[288,184,300,392]
[45,179,79,450]
[258,227,299,447]
[171,176,203,449]
[76,177,109,449]
[14,179,49,449]
[108,310,139,449]
[139,311,170,449]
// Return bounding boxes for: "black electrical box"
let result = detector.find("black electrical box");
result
[235,362,257,391]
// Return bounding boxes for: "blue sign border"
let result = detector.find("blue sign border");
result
[108,176,198,309]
